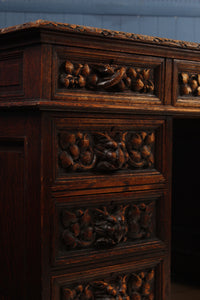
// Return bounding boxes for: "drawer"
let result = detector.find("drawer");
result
[52,46,165,107]
[51,258,164,300]
[173,59,200,107]
[50,115,167,191]
[51,190,168,267]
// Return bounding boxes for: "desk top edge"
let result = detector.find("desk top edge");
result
[0,19,200,51]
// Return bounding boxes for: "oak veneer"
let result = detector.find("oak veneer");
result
[0,20,200,300]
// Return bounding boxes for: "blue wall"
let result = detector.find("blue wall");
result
[1,0,200,42]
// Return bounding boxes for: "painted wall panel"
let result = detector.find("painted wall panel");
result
[176,17,195,42]
[120,16,140,33]
[139,16,159,37]
[0,0,200,43]
[82,15,103,28]
[157,16,177,40]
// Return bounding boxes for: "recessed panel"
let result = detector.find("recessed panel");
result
[51,191,166,267]
[53,47,165,106]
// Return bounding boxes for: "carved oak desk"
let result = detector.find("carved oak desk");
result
[1,20,200,300]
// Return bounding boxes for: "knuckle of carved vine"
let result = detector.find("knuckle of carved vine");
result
[61,202,154,251]
[58,131,155,172]
[60,61,154,94]
[179,72,200,96]
[62,269,155,300]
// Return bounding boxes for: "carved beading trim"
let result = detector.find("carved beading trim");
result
[1,20,200,51]
[179,72,200,97]
[62,268,155,300]
[58,131,155,172]
[61,202,154,250]
[60,61,155,93]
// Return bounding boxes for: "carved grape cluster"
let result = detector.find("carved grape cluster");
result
[62,269,155,300]
[60,61,154,93]
[179,72,200,96]
[59,131,155,172]
[60,202,154,251]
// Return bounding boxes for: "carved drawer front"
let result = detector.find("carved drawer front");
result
[52,260,163,300]
[53,47,165,106]
[51,190,167,267]
[53,116,166,189]
[173,59,200,107]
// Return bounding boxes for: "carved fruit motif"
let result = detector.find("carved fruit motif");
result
[179,72,200,96]
[126,132,155,168]
[60,201,154,251]
[60,61,155,94]
[62,269,155,300]
[59,131,155,173]
[59,132,96,171]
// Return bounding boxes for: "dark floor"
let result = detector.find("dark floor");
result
[171,282,200,300]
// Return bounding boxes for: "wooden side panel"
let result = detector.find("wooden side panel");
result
[0,139,25,299]
[0,51,24,98]
[0,113,42,300]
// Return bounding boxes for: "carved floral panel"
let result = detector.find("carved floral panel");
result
[59,61,155,94]
[60,201,155,251]
[179,72,200,97]
[58,130,155,172]
[62,268,155,300]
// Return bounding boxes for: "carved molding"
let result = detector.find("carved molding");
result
[2,20,200,51]
[62,268,155,300]
[58,131,155,172]
[60,61,155,93]
[179,72,200,97]
[61,202,154,250]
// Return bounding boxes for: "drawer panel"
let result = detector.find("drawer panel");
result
[52,259,164,300]
[173,59,200,107]
[52,46,165,106]
[51,190,167,267]
[52,115,167,190]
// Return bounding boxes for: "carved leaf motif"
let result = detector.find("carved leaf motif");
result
[60,202,154,251]
[58,130,155,173]
[62,269,155,300]
[60,61,155,94]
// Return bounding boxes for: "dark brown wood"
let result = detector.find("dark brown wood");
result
[1,20,200,300]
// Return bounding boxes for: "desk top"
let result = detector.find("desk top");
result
[0,19,200,51]
[1,20,200,116]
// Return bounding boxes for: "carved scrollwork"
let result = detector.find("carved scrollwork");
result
[58,131,155,172]
[62,268,155,300]
[59,61,154,93]
[61,202,154,251]
[179,72,200,96]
